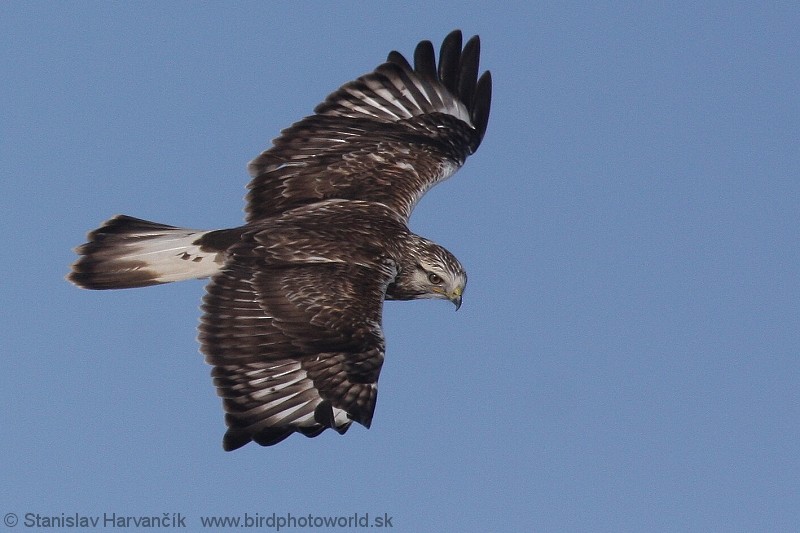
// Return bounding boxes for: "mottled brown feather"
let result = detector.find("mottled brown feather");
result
[200,217,395,450]
[246,29,491,222]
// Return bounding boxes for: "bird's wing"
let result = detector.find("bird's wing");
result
[246,30,492,222]
[199,237,396,450]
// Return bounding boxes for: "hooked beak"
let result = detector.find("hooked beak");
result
[448,286,463,311]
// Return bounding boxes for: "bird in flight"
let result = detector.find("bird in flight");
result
[68,30,492,450]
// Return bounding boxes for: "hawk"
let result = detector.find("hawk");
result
[68,30,492,450]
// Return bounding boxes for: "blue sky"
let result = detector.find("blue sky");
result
[2,2,799,531]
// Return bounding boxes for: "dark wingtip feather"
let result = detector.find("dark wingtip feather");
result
[252,427,295,447]
[437,30,463,93]
[386,50,412,71]
[319,29,490,151]
[438,31,491,149]
[394,30,492,151]
[471,70,492,146]
[413,40,437,80]
[222,429,253,451]
[225,426,295,449]
[457,35,480,109]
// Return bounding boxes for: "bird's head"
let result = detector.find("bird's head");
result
[388,237,466,309]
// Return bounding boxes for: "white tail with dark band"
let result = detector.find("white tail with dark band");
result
[68,215,224,290]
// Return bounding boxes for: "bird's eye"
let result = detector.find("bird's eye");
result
[427,272,443,285]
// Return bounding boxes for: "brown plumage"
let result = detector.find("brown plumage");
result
[68,30,491,450]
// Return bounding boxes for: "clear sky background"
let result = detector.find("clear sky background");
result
[2,2,799,531]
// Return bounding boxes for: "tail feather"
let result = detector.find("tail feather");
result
[68,215,225,290]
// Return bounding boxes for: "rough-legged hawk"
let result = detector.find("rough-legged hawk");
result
[68,30,492,450]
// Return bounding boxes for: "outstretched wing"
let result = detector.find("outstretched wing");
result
[199,238,396,450]
[246,30,492,222]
